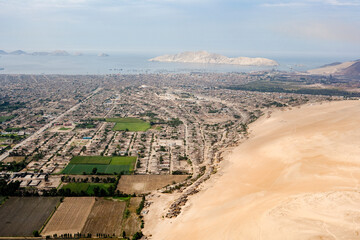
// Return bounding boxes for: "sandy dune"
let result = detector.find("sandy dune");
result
[147,100,360,240]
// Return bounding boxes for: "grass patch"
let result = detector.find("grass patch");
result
[106,196,131,201]
[106,118,150,132]
[62,182,113,195]
[0,196,6,205]
[59,127,71,131]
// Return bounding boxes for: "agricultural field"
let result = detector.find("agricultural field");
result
[62,182,114,195]
[62,156,136,175]
[42,197,95,236]
[106,117,150,132]
[0,197,61,237]
[117,175,189,194]
[81,198,126,236]
[70,156,112,165]
[42,197,133,237]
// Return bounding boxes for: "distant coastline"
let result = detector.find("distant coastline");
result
[149,51,279,66]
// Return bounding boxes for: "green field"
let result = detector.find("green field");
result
[62,164,132,174]
[62,183,113,195]
[0,116,15,123]
[62,156,137,175]
[106,117,150,132]
[70,156,112,165]
[59,127,71,130]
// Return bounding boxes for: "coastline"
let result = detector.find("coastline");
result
[144,100,360,240]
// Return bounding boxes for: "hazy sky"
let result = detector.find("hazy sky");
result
[0,0,360,56]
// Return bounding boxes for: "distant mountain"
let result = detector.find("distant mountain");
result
[308,59,360,76]
[9,50,27,55]
[319,62,342,68]
[341,61,360,77]
[0,50,8,55]
[31,52,51,56]
[98,53,109,57]
[149,51,279,66]
[51,50,69,56]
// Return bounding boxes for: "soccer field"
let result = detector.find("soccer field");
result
[106,117,150,132]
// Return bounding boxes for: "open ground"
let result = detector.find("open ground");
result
[117,175,188,194]
[145,100,360,240]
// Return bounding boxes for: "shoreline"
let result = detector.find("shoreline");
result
[144,100,360,240]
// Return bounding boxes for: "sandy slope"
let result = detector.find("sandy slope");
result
[147,100,360,240]
[307,61,355,75]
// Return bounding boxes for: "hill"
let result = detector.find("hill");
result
[149,51,278,66]
[9,50,27,55]
[308,59,360,76]
[341,61,360,76]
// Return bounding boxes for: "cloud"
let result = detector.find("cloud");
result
[324,0,360,5]
[276,20,360,44]
[261,2,307,7]
[261,0,360,7]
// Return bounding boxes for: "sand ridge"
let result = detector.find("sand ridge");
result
[145,100,360,240]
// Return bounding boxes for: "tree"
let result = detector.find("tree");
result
[132,231,143,240]
[33,230,39,237]
[92,167,97,174]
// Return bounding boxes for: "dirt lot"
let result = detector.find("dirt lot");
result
[42,197,95,236]
[122,197,142,237]
[0,197,61,237]
[117,175,188,194]
[82,198,126,236]
[3,156,25,163]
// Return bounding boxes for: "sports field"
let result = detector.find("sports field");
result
[62,156,136,175]
[106,117,150,132]
[62,183,114,195]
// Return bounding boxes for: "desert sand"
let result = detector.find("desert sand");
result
[146,100,360,240]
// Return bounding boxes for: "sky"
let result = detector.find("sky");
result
[0,0,360,57]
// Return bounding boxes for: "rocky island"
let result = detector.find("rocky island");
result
[149,51,278,66]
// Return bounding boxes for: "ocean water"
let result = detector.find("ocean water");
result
[0,53,353,75]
